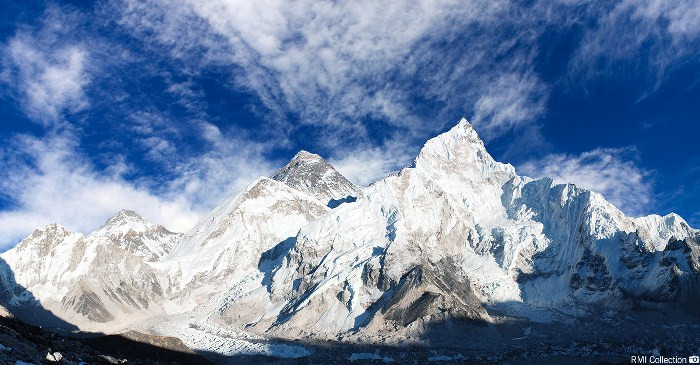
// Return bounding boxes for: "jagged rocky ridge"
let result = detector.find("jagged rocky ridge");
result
[0,119,698,355]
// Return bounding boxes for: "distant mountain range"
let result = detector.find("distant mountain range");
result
[1,119,698,359]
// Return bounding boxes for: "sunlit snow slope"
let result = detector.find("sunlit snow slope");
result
[1,119,698,347]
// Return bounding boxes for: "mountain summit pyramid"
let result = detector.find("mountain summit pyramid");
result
[0,118,697,357]
[272,150,361,207]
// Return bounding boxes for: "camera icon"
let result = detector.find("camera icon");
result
[689,355,699,363]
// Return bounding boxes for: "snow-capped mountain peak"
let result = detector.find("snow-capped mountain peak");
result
[272,150,361,206]
[12,223,80,256]
[291,150,324,162]
[633,212,697,250]
[1,117,698,353]
[408,118,518,227]
[0,208,182,329]
[88,209,180,261]
[237,118,699,340]
[414,117,516,181]
[94,209,155,236]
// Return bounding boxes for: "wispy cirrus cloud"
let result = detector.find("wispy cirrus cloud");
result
[329,140,419,187]
[2,0,699,248]
[165,120,278,210]
[112,0,550,181]
[572,0,700,90]
[472,73,548,139]
[124,0,700,138]
[0,5,278,248]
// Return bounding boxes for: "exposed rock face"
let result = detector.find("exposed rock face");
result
[272,150,361,206]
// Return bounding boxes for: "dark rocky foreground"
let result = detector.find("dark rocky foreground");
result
[0,312,211,364]
[2,308,699,364]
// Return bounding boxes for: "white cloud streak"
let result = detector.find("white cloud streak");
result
[0,5,282,249]
[472,73,547,139]
[114,0,536,138]
[165,121,277,210]
[329,140,418,187]
[572,0,700,88]
[1,33,89,125]
[112,0,554,185]
[0,125,276,249]
[108,0,700,156]
[0,132,200,246]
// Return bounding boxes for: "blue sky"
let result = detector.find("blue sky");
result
[0,0,699,249]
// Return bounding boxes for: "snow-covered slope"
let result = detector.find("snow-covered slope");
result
[0,211,181,331]
[159,177,330,311]
[0,118,698,351]
[214,118,699,340]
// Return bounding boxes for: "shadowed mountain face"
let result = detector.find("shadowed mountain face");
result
[0,313,212,364]
[0,256,79,331]
[0,119,699,362]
